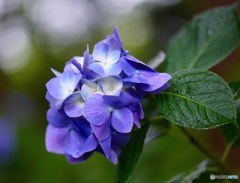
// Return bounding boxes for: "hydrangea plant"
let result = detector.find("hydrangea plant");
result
[45,4,240,183]
[45,27,171,164]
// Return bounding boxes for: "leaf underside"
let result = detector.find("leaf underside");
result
[167,160,208,183]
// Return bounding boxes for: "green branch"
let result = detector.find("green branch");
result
[179,127,225,171]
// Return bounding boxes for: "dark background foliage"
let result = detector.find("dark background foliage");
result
[0,0,239,182]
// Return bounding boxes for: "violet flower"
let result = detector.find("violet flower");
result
[45,27,171,164]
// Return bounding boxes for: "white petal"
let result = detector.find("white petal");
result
[98,76,122,96]
[106,49,120,64]
[92,42,108,63]
[81,81,103,101]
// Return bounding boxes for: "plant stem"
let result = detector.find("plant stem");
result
[179,127,225,171]
[148,115,165,121]
[220,134,239,163]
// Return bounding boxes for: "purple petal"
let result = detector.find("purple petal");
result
[84,134,98,152]
[99,136,111,159]
[65,130,98,158]
[51,68,61,76]
[88,62,105,76]
[46,72,80,100]
[45,124,68,154]
[145,82,170,94]
[47,108,71,127]
[125,55,154,70]
[131,104,144,128]
[132,111,141,128]
[103,92,139,108]
[121,58,136,76]
[83,45,89,72]
[140,73,171,92]
[111,107,133,133]
[64,92,85,117]
[113,26,124,50]
[45,92,63,109]
[64,57,83,74]
[106,49,120,64]
[89,60,122,76]
[91,123,111,141]
[65,129,85,158]
[66,152,93,164]
[124,73,149,84]
[84,94,111,126]
[109,150,118,165]
[92,42,108,62]
[103,61,122,75]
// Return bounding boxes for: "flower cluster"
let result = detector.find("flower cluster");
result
[45,27,171,164]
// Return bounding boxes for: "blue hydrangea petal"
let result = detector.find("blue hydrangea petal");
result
[89,59,122,76]
[84,94,111,126]
[46,72,80,100]
[105,49,121,65]
[129,104,144,128]
[51,68,61,76]
[109,150,118,165]
[45,124,68,154]
[103,61,122,75]
[84,134,98,152]
[92,42,108,62]
[125,55,154,70]
[88,62,105,76]
[120,58,135,76]
[90,122,111,142]
[139,72,172,92]
[113,26,124,50]
[64,57,84,74]
[124,73,149,84]
[65,129,84,158]
[45,92,63,109]
[82,45,90,73]
[47,108,71,127]
[99,136,111,159]
[147,82,170,94]
[132,111,141,128]
[66,152,93,164]
[64,92,85,117]
[65,130,97,158]
[103,92,139,108]
[111,107,134,133]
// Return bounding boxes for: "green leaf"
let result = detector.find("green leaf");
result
[115,122,150,183]
[221,84,240,147]
[165,4,240,73]
[167,160,208,183]
[157,69,237,129]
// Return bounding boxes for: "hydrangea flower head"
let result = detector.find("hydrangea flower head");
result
[45,27,171,164]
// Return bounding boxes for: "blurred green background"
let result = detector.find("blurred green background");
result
[0,0,239,182]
